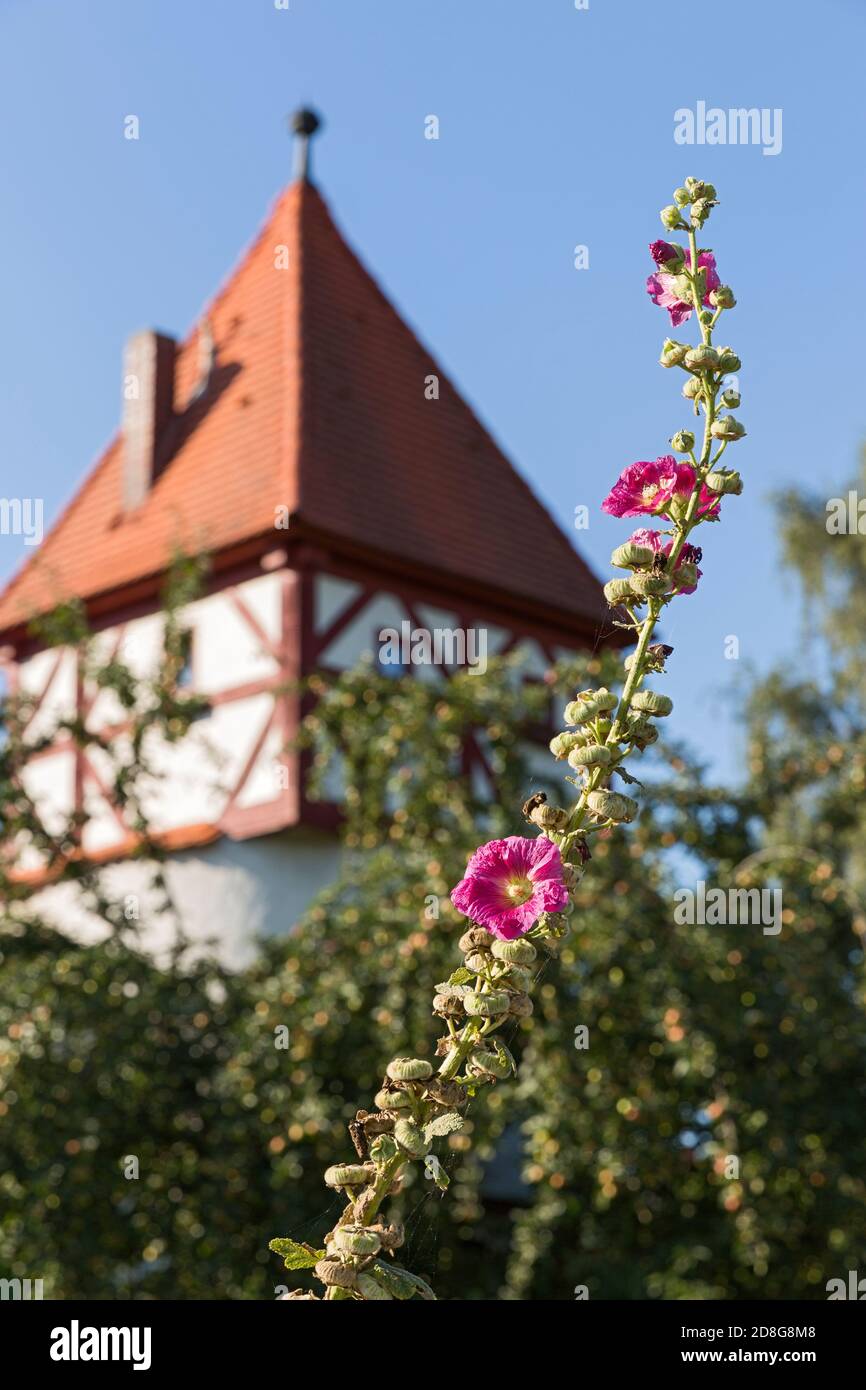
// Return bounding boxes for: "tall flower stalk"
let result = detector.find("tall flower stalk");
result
[270,176,745,1301]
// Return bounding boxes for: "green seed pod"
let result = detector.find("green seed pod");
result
[356,1273,394,1301]
[324,1163,375,1188]
[684,344,719,372]
[631,689,674,716]
[529,802,569,832]
[593,688,618,712]
[491,938,537,965]
[374,1088,411,1111]
[315,1258,357,1289]
[464,990,511,1017]
[564,698,597,726]
[629,718,659,750]
[659,338,689,368]
[499,963,533,992]
[508,992,534,1018]
[721,387,741,408]
[704,469,743,496]
[458,927,491,954]
[386,1057,432,1083]
[604,578,637,607]
[394,1119,431,1159]
[333,1225,382,1256]
[710,415,746,441]
[567,743,613,770]
[611,541,655,570]
[682,376,703,400]
[549,730,585,759]
[716,348,741,373]
[469,1048,511,1079]
[586,789,639,824]
[630,572,670,597]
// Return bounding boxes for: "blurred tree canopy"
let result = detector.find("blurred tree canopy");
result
[2,475,866,1300]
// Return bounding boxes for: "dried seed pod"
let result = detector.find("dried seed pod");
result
[324,1163,376,1188]
[386,1057,432,1083]
[491,938,537,965]
[433,992,464,1017]
[508,992,534,1018]
[370,1222,405,1251]
[424,1079,465,1108]
[464,990,511,1017]
[464,950,489,973]
[315,1258,357,1288]
[458,927,492,954]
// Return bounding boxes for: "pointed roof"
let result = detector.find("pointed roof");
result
[0,179,610,641]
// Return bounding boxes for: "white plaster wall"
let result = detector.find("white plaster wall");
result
[26,828,342,970]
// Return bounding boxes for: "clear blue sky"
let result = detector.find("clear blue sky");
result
[1,0,862,780]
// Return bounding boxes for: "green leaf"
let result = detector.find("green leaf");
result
[372,1261,437,1301]
[424,1110,464,1141]
[448,967,473,986]
[268,1237,325,1270]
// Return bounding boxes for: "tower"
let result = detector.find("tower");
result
[0,113,615,964]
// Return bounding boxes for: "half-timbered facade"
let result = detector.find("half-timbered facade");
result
[0,144,614,964]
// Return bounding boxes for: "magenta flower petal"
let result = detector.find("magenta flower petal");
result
[451,835,569,940]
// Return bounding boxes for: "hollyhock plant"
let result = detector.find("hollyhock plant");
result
[271,175,747,1301]
[647,245,720,326]
[450,835,569,939]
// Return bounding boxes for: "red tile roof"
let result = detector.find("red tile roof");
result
[0,180,609,638]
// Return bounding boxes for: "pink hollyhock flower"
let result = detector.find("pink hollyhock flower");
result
[628,528,704,594]
[603,457,721,520]
[646,247,720,327]
[451,835,569,940]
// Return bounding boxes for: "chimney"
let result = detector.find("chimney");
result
[122,329,176,511]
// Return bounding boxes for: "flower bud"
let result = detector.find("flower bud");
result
[710,285,736,309]
[630,689,673,716]
[604,578,636,606]
[491,938,537,965]
[568,743,613,770]
[710,415,746,441]
[386,1057,432,1082]
[684,177,710,199]
[671,429,695,453]
[394,1119,431,1159]
[698,309,714,327]
[690,197,714,225]
[721,387,740,408]
[549,730,585,759]
[333,1225,382,1256]
[611,541,656,569]
[673,186,691,207]
[529,803,568,832]
[660,204,683,230]
[682,377,703,400]
[315,1259,358,1288]
[465,989,511,1017]
[684,345,719,372]
[586,789,639,823]
[660,338,690,368]
[324,1163,376,1188]
[716,348,741,373]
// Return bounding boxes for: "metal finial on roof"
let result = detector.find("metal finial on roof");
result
[290,107,323,183]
